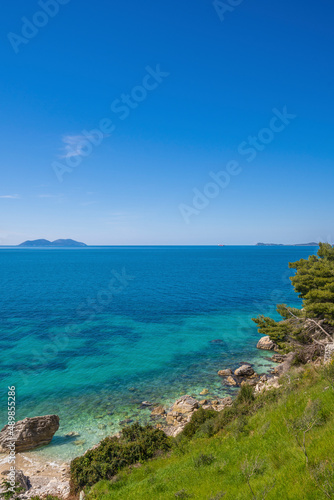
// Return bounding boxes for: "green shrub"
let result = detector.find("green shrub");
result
[1,480,24,500]
[323,358,334,390]
[174,489,193,498]
[181,407,217,439]
[209,492,226,500]
[70,423,172,492]
[197,417,216,437]
[231,415,249,438]
[193,453,215,468]
[235,384,255,406]
[213,405,238,433]
[310,460,334,498]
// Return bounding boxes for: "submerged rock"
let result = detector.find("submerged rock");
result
[0,415,59,453]
[200,389,209,395]
[257,336,276,351]
[139,401,153,408]
[218,369,233,376]
[73,439,86,446]
[151,405,166,417]
[65,431,80,437]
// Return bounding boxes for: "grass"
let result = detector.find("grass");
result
[83,364,334,499]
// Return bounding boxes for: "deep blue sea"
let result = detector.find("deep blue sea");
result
[0,246,317,461]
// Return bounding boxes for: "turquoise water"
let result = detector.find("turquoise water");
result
[0,246,317,461]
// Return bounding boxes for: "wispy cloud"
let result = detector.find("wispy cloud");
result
[59,133,108,159]
[60,135,88,159]
[0,194,20,199]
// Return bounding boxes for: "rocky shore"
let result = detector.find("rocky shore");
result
[0,335,316,499]
[0,453,70,499]
[148,337,297,438]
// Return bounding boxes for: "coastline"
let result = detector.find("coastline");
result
[1,346,276,463]
[0,341,279,498]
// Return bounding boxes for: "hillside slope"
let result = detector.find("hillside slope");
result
[86,364,334,500]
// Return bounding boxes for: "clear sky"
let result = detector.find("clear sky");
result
[1,0,333,245]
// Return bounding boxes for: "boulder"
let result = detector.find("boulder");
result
[151,405,166,417]
[324,343,334,364]
[16,470,30,491]
[255,376,281,394]
[171,395,199,414]
[164,424,184,438]
[225,376,237,386]
[200,389,209,395]
[0,470,29,492]
[220,396,233,406]
[0,415,59,453]
[210,397,233,412]
[257,336,276,350]
[234,365,255,377]
[218,369,233,376]
[201,404,214,410]
[164,395,200,436]
[241,379,257,387]
[274,352,296,377]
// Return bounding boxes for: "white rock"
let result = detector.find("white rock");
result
[324,343,334,364]
[256,336,276,351]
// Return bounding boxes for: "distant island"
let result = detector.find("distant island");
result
[18,239,87,248]
[256,242,319,246]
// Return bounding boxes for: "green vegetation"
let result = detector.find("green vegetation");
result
[30,496,62,500]
[67,243,334,499]
[70,423,172,493]
[83,365,334,499]
[290,242,334,325]
[252,243,334,358]
[0,480,23,500]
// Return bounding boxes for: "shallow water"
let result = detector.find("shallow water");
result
[0,245,317,460]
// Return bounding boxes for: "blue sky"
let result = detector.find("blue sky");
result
[1,0,333,245]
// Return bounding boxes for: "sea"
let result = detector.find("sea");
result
[0,245,318,462]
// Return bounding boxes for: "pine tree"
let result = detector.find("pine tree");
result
[252,243,334,353]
